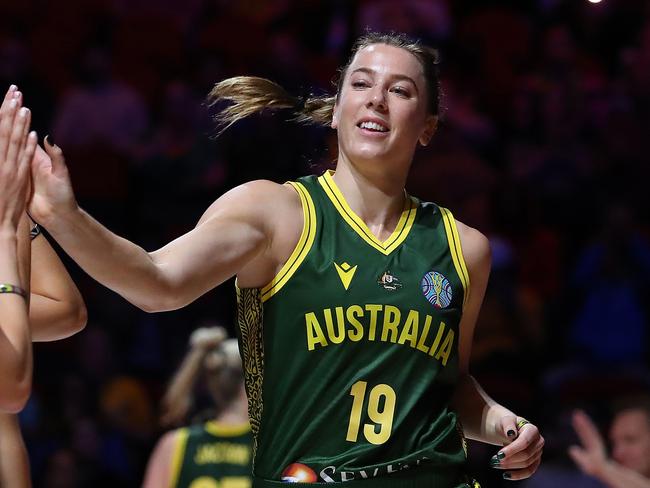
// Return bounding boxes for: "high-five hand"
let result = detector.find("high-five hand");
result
[0,85,37,232]
[28,137,78,227]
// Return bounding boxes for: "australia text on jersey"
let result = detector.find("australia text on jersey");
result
[304,304,455,366]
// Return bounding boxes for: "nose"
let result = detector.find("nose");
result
[366,86,387,111]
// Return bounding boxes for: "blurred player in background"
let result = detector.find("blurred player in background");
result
[143,327,251,488]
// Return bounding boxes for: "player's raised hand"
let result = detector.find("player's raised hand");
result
[28,136,78,227]
[568,409,608,478]
[0,85,37,233]
[490,416,544,480]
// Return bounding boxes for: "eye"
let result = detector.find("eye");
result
[391,86,411,97]
[351,79,370,89]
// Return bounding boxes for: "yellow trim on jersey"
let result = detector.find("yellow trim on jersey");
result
[260,182,316,303]
[318,171,417,255]
[169,428,189,488]
[205,421,251,437]
[439,207,470,305]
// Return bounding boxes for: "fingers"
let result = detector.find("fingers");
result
[492,434,544,468]
[568,445,591,472]
[502,457,541,481]
[6,107,31,166]
[0,93,21,160]
[500,414,518,441]
[0,85,20,115]
[43,135,67,177]
[21,132,38,178]
[571,410,605,452]
[491,423,544,480]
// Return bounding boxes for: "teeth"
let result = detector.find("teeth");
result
[359,121,388,132]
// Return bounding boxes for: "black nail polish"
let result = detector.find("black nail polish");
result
[489,456,500,467]
[503,472,511,480]
[507,429,516,437]
[45,134,54,146]
[497,451,506,460]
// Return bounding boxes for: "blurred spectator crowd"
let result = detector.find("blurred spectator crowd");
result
[1,0,649,486]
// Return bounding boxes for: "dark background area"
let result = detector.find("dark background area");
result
[1,0,649,486]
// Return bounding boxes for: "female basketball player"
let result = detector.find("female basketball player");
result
[143,327,251,488]
[28,32,543,486]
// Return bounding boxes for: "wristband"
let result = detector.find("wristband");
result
[0,283,27,298]
[30,224,42,240]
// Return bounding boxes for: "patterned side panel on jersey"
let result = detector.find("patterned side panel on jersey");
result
[236,286,264,461]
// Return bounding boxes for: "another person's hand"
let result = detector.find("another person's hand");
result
[190,326,226,351]
[490,415,545,480]
[28,136,78,226]
[568,409,608,478]
[0,85,37,233]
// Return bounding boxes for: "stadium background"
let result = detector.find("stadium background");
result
[1,0,649,486]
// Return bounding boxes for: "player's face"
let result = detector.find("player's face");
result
[332,44,437,172]
[609,409,650,477]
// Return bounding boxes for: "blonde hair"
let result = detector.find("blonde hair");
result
[207,32,440,134]
[204,338,244,413]
[208,77,335,134]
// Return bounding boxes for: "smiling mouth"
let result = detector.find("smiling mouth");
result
[358,121,389,132]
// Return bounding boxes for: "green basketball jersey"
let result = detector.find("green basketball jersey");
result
[236,171,472,487]
[170,421,253,488]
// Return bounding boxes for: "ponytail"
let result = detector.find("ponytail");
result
[207,76,335,134]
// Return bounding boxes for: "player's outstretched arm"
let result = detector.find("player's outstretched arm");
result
[450,222,544,481]
[29,141,296,312]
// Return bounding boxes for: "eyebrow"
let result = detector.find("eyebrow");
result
[350,68,419,93]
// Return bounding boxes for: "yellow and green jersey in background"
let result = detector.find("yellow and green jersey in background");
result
[237,171,472,487]
[170,421,252,488]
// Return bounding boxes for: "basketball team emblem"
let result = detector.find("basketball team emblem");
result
[281,463,318,483]
[421,271,452,308]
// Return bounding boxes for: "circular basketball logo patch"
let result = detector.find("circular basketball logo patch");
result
[421,271,453,308]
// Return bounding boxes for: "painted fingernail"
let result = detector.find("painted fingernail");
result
[507,429,516,437]
[45,134,54,146]
[19,107,28,117]
[13,91,20,99]
[503,472,511,480]
[489,455,500,467]
[497,451,506,460]
[9,84,16,91]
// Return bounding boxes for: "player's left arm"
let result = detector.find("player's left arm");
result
[450,222,544,480]
[27,215,87,341]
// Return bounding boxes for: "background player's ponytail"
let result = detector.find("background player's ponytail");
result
[207,76,335,134]
[160,326,244,427]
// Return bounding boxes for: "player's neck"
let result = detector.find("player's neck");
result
[331,162,407,240]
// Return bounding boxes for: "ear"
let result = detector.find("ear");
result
[418,115,438,146]
[331,98,339,129]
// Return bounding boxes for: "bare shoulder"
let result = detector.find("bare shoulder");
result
[199,179,300,225]
[454,219,491,272]
[155,428,182,453]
